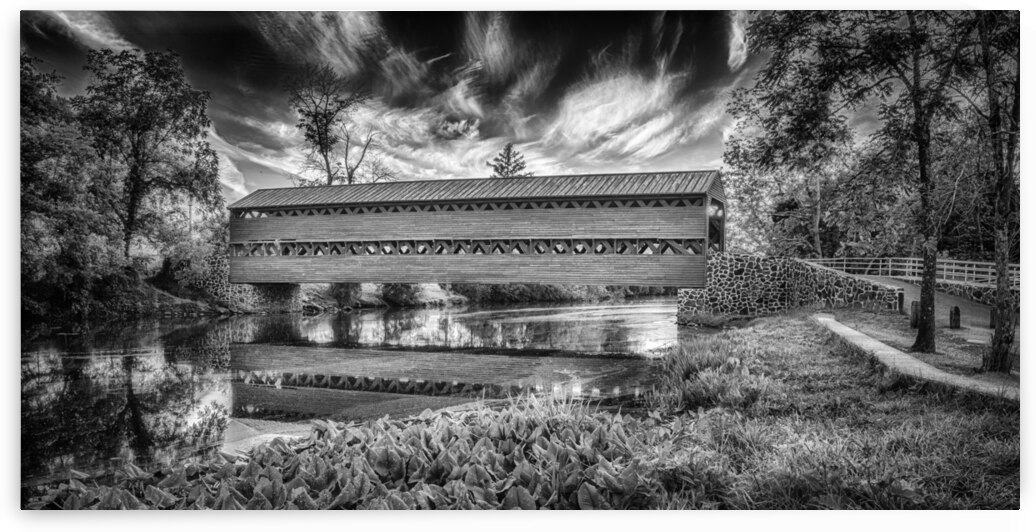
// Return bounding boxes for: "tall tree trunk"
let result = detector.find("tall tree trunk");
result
[907,13,937,353]
[978,14,1017,373]
[122,166,144,259]
[812,175,823,258]
[911,139,938,353]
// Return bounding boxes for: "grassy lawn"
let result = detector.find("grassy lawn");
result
[25,315,1019,509]
[830,307,1020,389]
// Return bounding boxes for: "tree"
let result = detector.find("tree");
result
[74,49,221,260]
[746,11,977,353]
[487,143,533,178]
[724,87,854,258]
[285,63,392,186]
[966,11,1019,372]
[21,54,125,322]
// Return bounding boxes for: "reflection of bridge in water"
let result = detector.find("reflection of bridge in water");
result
[229,345,657,413]
[225,303,687,422]
[21,301,691,486]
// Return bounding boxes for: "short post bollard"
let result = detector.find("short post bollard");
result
[950,306,960,329]
[990,308,997,329]
[898,292,905,314]
[910,301,919,329]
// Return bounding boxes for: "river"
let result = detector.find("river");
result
[21,298,707,488]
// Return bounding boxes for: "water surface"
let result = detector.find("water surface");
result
[21,298,699,488]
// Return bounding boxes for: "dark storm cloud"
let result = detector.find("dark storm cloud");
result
[20,10,756,201]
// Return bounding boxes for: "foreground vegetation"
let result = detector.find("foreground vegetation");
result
[25,316,1018,509]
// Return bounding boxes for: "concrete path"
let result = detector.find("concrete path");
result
[860,275,1020,352]
[859,276,999,328]
[812,314,1018,401]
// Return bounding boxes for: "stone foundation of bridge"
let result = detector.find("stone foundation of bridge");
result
[202,255,302,313]
[678,253,903,325]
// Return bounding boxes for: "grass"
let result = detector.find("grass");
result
[24,315,1019,510]
[653,317,1019,509]
[830,307,1020,388]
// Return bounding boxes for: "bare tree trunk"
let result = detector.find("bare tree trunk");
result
[322,150,334,186]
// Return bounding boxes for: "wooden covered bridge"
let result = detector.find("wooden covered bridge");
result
[227,171,725,287]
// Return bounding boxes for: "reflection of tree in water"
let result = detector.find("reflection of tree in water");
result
[21,333,229,485]
[245,315,308,344]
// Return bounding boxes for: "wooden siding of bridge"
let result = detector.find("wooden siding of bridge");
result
[229,255,706,286]
[230,206,707,241]
[228,171,724,287]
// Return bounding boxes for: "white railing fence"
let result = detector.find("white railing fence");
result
[805,257,1020,289]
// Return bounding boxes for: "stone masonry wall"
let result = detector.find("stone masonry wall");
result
[201,255,303,314]
[678,253,902,324]
[903,279,1020,312]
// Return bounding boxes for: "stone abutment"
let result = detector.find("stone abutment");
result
[678,253,903,325]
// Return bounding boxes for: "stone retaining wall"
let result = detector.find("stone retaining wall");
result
[907,279,1019,311]
[201,255,302,314]
[678,253,902,325]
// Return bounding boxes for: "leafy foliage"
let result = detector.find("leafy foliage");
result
[21,49,224,326]
[736,11,989,352]
[74,49,221,259]
[27,396,699,510]
[21,54,125,322]
[486,143,532,178]
[25,317,1019,510]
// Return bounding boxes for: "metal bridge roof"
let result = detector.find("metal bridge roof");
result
[228,170,723,210]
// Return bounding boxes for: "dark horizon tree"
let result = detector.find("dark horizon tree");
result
[285,62,394,186]
[487,142,533,178]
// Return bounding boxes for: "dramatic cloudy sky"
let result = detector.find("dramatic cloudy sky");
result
[20,11,762,203]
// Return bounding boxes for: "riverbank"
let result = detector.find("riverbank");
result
[25,314,1018,509]
[25,279,669,340]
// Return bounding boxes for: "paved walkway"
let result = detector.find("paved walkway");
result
[860,276,998,328]
[860,275,1020,351]
[812,314,1018,401]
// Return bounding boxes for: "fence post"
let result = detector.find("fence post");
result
[950,306,960,329]
[910,301,920,329]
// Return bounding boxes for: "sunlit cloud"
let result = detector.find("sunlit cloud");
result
[217,153,250,202]
[727,11,749,71]
[253,12,383,76]
[539,70,702,164]
[22,11,758,202]
[208,126,305,183]
[51,11,134,51]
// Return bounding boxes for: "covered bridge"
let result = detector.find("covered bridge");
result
[227,170,725,287]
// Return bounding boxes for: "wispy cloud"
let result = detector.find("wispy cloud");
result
[217,153,250,202]
[253,12,383,76]
[51,11,135,51]
[727,11,749,71]
[207,126,305,184]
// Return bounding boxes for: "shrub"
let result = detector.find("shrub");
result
[26,396,723,510]
[654,331,774,412]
